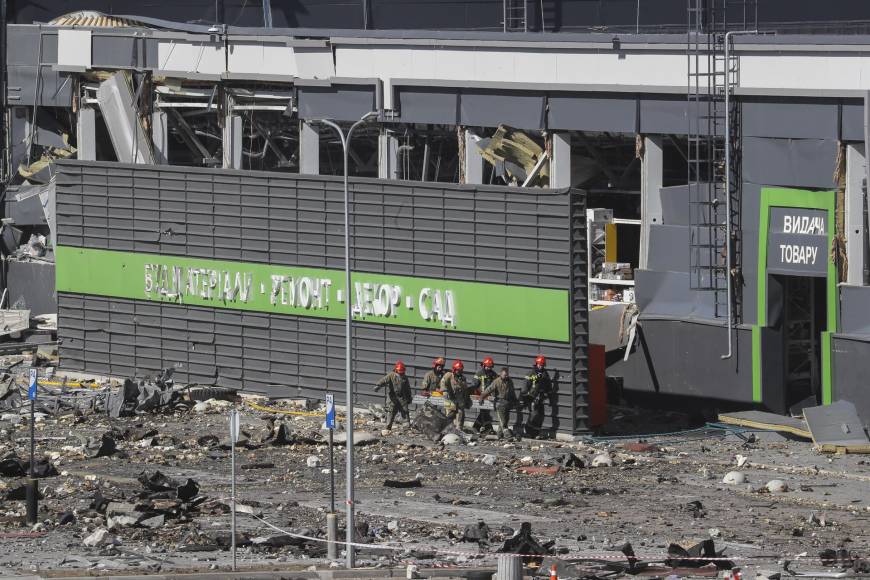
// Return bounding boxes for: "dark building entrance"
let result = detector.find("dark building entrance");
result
[777,275,827,411]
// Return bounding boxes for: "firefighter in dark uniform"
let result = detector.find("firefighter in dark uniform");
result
[374,361,413,430]
[420,357,446,396]
[481,366,517,438]
[440,360,471,430]
[521,355,552,439]
[469,356,497,432]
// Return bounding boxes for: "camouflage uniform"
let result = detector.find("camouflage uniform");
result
[469,368,497,396]
[420,368,444,395]
[521,368,552,437]
[482,375,517,435]
[469,367,497,431]
[375,371,413,429]
[439,371,471,429]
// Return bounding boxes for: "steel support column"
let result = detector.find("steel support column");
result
[76,107,97,161]
[550,132,572,188]
[299,120,320,175]
[639,135,663,270]
[222,95,242,170]
[463,130,484,185]
[846,143,867,286]
[151,110,169,165]
[378,128,398,179]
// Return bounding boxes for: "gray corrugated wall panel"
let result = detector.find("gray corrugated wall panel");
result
[460,90,546,131]
[830,336,870,424]
[740,182,763,326]
[615,320,754,403]
[396,87,459,125]
[634,269,715,319]
[838,285,870,336]
[646,225,689,273]
[59,293,579,431]
[296,85,377,123]
[639,97,707,135]
[7,261,56,315]
[5,193,48,226]
[56,161,573,289]
[6,26,48,65]
[841,102,864,142]
[743,101,838,140]
[660,185,690,226]
[548,94,637,133]
[7,65,72,107]
[55,162,587,432]
[743,137,838,189]
[91,34,151,68]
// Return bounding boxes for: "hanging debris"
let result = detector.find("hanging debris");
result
[476,125,549,186]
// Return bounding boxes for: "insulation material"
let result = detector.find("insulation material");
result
[0,310,31,337]
[476,125,549,187]
[717,410,812,439]
[49,10,144,26]
[18,146,75,183]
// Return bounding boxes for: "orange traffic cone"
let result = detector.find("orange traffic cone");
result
[550,563,558,580]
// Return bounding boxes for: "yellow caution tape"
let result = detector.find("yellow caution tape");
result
[245,400,345,420]
[36,380,104,389]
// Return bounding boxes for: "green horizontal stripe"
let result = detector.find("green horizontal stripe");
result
[55,246,570,342]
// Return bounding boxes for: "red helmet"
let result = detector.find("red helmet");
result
[433,357,445,368]
[394,361,406,374]
[482,356,494,369]
[534,355,546,368]
[452,360,464,373]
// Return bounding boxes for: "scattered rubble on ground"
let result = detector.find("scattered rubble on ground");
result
[0,364,866,576]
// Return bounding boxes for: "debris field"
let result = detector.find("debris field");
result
[0,362,868,577]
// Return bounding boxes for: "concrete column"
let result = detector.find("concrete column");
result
[463,130,484,184]
[298,120,320,175]
[151,110,169,165]
[846,143,867,285]
[222,95,242,170]
[76,106,97,161]
[550,132,572,188]
[378,128,399,179]
[639,135,664,270]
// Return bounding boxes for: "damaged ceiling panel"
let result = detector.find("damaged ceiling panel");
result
[97,72,156,165]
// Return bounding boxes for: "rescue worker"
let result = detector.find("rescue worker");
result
[470,357,497,395]
[440,360,471,430]
[469,356,497,432]
[480,366,517,438]
[420,357,446,396]
[374,361,413,430]
[521,355,553,439]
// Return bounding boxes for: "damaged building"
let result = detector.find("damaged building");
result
[2,0,870,433]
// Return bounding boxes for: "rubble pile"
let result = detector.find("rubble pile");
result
[0,367,865,575]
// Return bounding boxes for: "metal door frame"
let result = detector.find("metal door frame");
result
[752,187,837,407]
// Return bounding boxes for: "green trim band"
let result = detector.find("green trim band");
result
[55,246,571,343]
[753,187,837,405]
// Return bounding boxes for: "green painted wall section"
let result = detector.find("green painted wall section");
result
[55,246,570,343]
[753,187,837,405]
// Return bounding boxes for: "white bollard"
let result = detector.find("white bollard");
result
[327,512,339,560]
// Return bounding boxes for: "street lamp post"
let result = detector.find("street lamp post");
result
[312,111,377,569]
